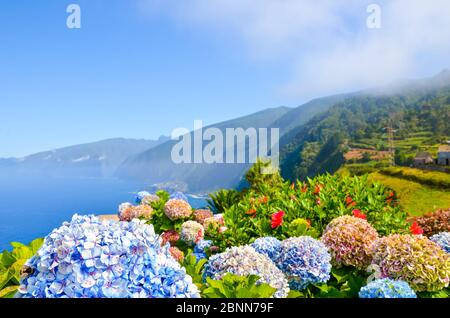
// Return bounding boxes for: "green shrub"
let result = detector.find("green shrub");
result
[213,172,408,250]
[380,167,450,188]
[144,190,180,233]
[182,252,208,290]
[202,273,277,298]
[207,189,241,214]
[287,267,367,298]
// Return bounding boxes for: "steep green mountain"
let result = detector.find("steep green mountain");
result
[115,91,359,192]
[273,93,353,138]
[280,71,450,181]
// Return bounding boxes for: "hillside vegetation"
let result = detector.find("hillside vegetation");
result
[280,71,450,181]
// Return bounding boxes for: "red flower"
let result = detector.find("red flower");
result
[346,196,356,207]
[306,219,311,227]
[352,209,367,220]
[316,199,321,206]
[313,185,322,195]
[258,196,268,204]
[271,210,285,229]
[301,185,308,193]
[246,208,257,219]
[410,222,424,235]
[386,191,395,204]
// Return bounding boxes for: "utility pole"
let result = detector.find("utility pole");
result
[384,121,396,166]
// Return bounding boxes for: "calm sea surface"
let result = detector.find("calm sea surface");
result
[0,177,207,251]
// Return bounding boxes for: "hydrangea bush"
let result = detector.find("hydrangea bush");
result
[192,240,212,262]
[410,208,450,237]
[161,230,180,246]
[141,194,161,206]
[118,203,153,222]
[135,191,151,204]
[17,215,200,298]
[168,246,185,262]
[118,202,133,221]
[250,237,282,263]
[194,209,214,225]
[195,240,212,254]
[203,215,225,236]
[277,236,331,290]
[164,199,193,221]
[180,221,204,246]
[203,246,290,298]
[430,232,450,253]
[370,234,450,292]
[321,216,379,270]
[359,278,417,298]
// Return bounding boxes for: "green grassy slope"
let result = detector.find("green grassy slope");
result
[368,172,450,216]
[339,166,450,216]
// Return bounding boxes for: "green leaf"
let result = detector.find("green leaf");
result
[287,290,304,298]
[0,250,16,269]
[202,273,276,298]
[9,242,26,249]
[0,270,12,290]
[29,238,44,254]
[331,269,348,284]
[0,285,19,298]
[11,247,33,264]
[346,274,365,297]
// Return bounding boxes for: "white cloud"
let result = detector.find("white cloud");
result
[138,0,450,100]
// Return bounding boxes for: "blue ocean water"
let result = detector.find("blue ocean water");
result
[0,177,207,251]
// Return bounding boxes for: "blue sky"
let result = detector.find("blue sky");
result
[1,0,449,157]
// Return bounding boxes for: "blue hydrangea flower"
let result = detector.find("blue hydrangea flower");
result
[135,191,151,204]
[278,236,331,290]
[194,240,212,254]
[250,237,282,262]
[170,192,189,202]
[203,246,290,298]
[17,214,200,298]
[192,253,207,262]
[430,232,450,253]
[359,278,417,298]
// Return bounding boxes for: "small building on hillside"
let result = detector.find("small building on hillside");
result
[438,145,450,166]
[414,152,434,166]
